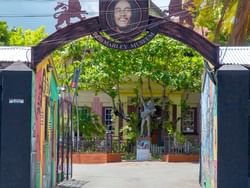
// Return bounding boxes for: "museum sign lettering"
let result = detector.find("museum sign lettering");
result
[92,0,158,50]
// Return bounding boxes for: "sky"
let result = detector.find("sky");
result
[0,0,170,34]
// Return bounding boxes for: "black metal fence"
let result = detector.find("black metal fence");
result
[72,134,200,158]
[72,135,136,154]
[164,136,200,155]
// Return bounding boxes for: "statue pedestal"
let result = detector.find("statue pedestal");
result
[136,137,151,161]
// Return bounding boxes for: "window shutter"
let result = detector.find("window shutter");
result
[127,105,137,114]
[92,97,102,116]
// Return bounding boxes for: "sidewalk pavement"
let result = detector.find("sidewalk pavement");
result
[59,161,201,188]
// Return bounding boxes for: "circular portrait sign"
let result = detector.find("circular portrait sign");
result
[99,0,149,41]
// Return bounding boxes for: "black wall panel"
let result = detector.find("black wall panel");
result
[217,65,249,188]
[0,70,32,188]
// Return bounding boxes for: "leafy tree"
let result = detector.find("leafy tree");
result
[120,113,140,142]
[130,35,203,136]
[0,21,48,46]
[73,106,105,139]
[0,21,9,45]
[229,0,250,45]
[9,26,48,46]
[193,0,250,45]
[53,35,203,140]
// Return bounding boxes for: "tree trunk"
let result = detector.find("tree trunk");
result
[161,84,170,147]
[161,85,168,127]
[214,0,231,43]
[139,76,144,99]
[111,96,117,112]
[229,0,250,45]
[116,83,123,139]
[116,83,122,107]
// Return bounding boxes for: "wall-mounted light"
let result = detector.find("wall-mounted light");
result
[58,86,66,98]
[47,64,53,72]
[59,86,66,92]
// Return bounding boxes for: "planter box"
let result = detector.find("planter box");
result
[162,154,199,162]
[72,153,122,164]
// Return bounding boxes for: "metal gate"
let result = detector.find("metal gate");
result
[57,98,73,182]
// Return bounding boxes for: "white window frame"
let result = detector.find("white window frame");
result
[104,107,112,126]
[182,108,196,133]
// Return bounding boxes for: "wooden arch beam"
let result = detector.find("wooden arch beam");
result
[32,17,100,67]
[158,19,219,65]
[32,16,219,67]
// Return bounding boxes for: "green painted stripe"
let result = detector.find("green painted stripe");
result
[51,161,55,187]
[36,161,40,188]
[46,142,49,172]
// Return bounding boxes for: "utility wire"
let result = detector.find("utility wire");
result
[0,1,215,17]
[35,17,164,45]
[36,9,198,46]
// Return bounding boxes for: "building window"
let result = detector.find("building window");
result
[79,106,91,121]
[103,107,112,126]
[82,106,90,120]
[182,108,197,134]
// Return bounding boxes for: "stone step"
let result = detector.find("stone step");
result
[58,179,88,188]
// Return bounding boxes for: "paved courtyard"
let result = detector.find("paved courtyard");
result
[60,161,201,188]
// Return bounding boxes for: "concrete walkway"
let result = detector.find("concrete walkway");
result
[60,161,201,188]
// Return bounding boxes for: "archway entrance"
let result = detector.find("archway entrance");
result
[31,6,248,188]
[32,16,219,67]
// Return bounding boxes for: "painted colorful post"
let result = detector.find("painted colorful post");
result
[201,72,217,188]
[34,58,60,187]
[201,65,249,188]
